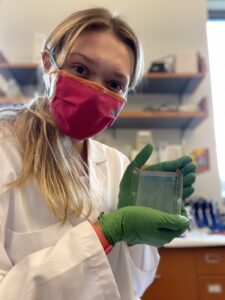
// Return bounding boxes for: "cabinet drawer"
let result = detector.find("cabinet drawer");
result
[195,247,225,275]
[198,276,225,300]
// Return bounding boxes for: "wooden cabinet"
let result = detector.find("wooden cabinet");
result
[142,247,198,300]
[196,247,225,300]
[142,246,225,300]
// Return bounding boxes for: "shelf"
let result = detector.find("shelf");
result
[0,63,38,68]
[0,65,207,130]
[113,98,207,130]
[0,63,39,86]
[133,72,205,94]
[0,97,30,104]
[114,111,206,129]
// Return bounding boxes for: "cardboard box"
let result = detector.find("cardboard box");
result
[175,50,199,73]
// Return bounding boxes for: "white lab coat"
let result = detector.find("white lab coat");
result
[0,128,159,300]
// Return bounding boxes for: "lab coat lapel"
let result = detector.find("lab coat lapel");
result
[87,139,107,219]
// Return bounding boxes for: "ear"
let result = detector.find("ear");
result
[41,49,53,73]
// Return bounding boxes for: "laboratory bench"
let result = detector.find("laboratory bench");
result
[142,230,225,300]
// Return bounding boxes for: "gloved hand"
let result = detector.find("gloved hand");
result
[98,206,189,248]
[145,156,196,199]
[118,144,196,209]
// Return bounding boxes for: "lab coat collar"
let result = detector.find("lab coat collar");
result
[87,138,108,165]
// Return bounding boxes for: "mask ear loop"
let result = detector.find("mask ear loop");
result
[124,90,128,99]
[43,49,60,97]
[48,50,60,71]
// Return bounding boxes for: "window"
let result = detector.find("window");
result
[207,20,225,198]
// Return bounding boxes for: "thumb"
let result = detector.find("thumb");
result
[119,144,153,192]
[132,144,153,170]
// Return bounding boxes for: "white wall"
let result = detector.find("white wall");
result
[0,0,222,202]
[0,0,211,65]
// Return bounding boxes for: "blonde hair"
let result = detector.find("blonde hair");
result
[44,7,144,89]
[1,8,144,223]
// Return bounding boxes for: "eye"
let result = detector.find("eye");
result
[107,80,124,94]
[70,64,90,78]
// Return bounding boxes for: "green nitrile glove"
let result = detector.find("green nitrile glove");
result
[98,206,189,248]
[145,156,196,199]
[118,144,153,208]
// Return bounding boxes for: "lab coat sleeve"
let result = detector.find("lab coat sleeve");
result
[128,244,160,297]
[0,219,120,300]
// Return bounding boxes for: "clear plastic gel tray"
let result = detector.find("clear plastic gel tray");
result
[130,169,183,214]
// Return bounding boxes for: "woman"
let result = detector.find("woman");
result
[0,7,195,300]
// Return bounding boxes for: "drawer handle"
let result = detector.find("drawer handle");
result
[205,253,221,264]
[207,284,223,294]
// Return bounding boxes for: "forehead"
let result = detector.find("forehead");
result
[67,29,134,77]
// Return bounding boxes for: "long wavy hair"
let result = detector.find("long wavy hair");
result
[1,7,144,223]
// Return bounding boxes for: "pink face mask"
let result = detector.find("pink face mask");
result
[48,70,127,140]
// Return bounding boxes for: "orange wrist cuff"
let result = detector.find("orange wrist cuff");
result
[90,222,113,254]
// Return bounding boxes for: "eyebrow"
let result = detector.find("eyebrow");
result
[68,51,130,83]
[68,52,96,65]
